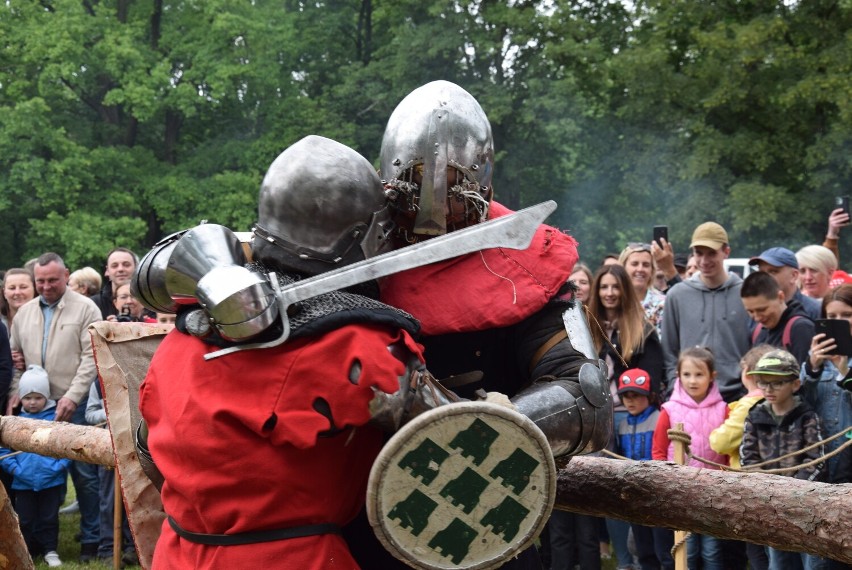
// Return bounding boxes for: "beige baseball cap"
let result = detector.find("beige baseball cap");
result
[690,222,728,250]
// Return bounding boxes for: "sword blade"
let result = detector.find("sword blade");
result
[278,200,557,306]
[205,200,556,359]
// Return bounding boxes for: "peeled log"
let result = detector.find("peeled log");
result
[2,414,851,564]
[0,483,33,569]
[0,416,114,467]
[555,456,852,564]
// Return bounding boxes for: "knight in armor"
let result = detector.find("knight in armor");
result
[135,136,459,569]
[349,80,612,569]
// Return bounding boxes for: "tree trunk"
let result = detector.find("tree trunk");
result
[0,483,33,569]
[555,456,852,564]
[0,417,114,467]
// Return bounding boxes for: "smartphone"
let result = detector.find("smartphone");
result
[653,225,668,247]
[814,319,852,356]
[835,195,849,215]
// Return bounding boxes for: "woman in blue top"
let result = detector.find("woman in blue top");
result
[802,284,852,485]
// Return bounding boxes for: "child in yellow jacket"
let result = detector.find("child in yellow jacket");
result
[709,344,775,570]
[709,344,774,469]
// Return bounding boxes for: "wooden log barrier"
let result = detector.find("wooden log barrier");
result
[0,416,114,467]
[554,456,852,564]
[2,416,850,564]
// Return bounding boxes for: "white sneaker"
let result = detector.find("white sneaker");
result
[44,551,62,567]
[58,500,79,515]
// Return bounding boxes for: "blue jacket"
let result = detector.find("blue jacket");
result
[801,359,852,483]
[616,405,659,461]
[0,406,70,491]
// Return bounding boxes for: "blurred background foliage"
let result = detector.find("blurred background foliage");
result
[1,0,850,269]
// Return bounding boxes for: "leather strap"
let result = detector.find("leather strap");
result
[528,329,569,375]
[168,517,340,546]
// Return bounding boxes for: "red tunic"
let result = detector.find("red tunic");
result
[380,201,579,333]
[139,324,424,569]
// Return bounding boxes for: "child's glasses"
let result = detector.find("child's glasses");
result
[756,379,794,390]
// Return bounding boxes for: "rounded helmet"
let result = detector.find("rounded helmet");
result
[253,135,394,276]
[380,80,495,242]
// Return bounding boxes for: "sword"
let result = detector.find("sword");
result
[205,200,557,359]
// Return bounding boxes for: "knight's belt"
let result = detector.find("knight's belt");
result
[168,516,340,546]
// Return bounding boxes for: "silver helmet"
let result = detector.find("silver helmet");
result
[380,80,495,242]
[253,135,394,276]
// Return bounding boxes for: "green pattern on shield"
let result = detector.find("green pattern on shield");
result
[439,467,489,514]
[427,518,478,564]
[369,402,557,569]
[387,489,439,536]
[448,417,499,465]
[481,495,530,542]
[489,447,539,494]
[397,437,451,484]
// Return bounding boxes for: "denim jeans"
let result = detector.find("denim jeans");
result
[549,510,601,570]
[606,517,634,568]
[768,547,827,570]
[687,534,724,570]
[71,396,101,546]
[97,465,133,556]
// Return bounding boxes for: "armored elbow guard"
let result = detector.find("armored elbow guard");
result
[135,419,165,492]
[513,302,612,457]
[511,362,610,457]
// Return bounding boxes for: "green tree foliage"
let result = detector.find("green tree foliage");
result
[1,0,850,271]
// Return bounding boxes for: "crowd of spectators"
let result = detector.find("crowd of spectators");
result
[547,208,852,570]
[0,248,173,567]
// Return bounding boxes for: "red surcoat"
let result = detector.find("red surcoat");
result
[139,323,424,569]
[380,201,579,334]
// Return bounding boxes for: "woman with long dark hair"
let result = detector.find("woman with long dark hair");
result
[589,264,664,401]
[587,263,665,570]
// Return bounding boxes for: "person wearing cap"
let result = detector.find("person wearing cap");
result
[741,349,827,568]
[661,221,751,402]
[614,368,673,570]
[0,365,69,567]
[749,247,821,320]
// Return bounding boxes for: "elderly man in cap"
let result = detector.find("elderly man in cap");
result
[660,222,751,403]
[749,247,821,320]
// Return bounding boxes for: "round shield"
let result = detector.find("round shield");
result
[367,401,557,570]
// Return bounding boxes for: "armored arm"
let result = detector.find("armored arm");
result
[368,339,463,432]
[135,419,164,492]
[511,293,612,457]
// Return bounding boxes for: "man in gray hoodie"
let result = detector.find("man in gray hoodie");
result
[661,222,751,403]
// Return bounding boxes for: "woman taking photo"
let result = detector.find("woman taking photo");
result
[803,284,852,489]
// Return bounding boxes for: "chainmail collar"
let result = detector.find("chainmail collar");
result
[247,262,421,340]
